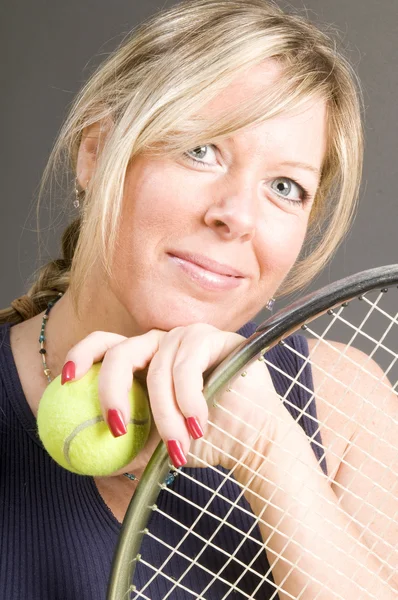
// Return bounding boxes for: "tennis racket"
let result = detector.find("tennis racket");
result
[107,265,398,599]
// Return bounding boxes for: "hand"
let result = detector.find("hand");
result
[60,324,284,473]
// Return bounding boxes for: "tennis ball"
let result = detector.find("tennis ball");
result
[37,363,151,476]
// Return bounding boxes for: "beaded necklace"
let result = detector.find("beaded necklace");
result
[39,293,63,383]
[39,294,177,486]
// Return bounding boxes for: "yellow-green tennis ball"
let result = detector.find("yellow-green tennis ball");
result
[37,363,151,476]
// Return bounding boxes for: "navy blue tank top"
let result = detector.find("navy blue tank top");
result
[0,321,326,599]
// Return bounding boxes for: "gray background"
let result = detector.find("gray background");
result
[1,0,397,316]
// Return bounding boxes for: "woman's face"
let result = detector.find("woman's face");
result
[111,61,327,334]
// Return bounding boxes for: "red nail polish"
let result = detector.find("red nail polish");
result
[186,417,204,440]
[61,361,76,385]
[107,409,127,437]
[167,440,187,468]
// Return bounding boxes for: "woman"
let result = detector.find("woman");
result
[1,0,396,598]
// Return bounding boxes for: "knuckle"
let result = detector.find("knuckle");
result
[151,402,170,423]
[169,325,185,334]
[102,343,124,360]
[65,331,101,357]
[172,358,190,379]
[86,330,108,341]
[144,328,165,344]
[164,326,185,341]
[146,358,167,383]
[187,322,216,337]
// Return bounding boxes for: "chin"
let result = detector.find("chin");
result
[126,285,258,334]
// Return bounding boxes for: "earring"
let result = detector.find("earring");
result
[74,177,88,208]
[73,178,81,208]
[266,297,275,311]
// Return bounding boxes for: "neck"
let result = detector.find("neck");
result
[40,273,142,382]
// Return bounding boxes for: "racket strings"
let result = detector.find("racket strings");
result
[265,345,398,470]
[266,332,396,564]
[237,359,398,493]
[138,468,346,600]
[213,459,366,600]
[204,418,397,563]
[132,413,395,599]
[281,293,397,596]
[129,288,398,599]
[134,440,269,598]
[157,485,271,600]
[215,404,396,545]
[131,424,394,592]
[132,449,387,600]
[131,440,394,596]
[266,335,395,432]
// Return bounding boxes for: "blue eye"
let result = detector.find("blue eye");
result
[185,145,218,165]
[269,177,308,204]
[188,146,208,160]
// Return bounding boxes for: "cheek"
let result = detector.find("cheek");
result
[121,163,198,241]
[257,212,308,278]
[243,218,307,315]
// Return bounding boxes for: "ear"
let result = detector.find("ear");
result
[76,119,112,190]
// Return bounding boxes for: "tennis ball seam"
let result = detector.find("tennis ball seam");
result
[63,416,150,471]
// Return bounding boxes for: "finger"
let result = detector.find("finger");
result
[61,329,166,437]
[172,325,244,415]
[61,331,128,383]
[147,326,244,466]
[172,327,244,440]
[96,330,166,431]
[146,328,191,465]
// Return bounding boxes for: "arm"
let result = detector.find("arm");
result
[232,340,397,599]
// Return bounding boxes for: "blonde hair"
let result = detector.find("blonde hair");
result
[2,0,363,324]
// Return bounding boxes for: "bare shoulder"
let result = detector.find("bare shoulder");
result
[308,338,398,577]
[307,338,397,479]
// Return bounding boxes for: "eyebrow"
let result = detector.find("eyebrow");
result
[278,161,320,176]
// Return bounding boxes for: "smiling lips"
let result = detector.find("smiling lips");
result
[168,251,245,291]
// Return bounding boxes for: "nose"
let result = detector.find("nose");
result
[203,175,259,242]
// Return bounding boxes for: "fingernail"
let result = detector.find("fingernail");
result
[167,440,187,468]
[107,409,127,437]
[61,361,76,385]
[186,417,204,440]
